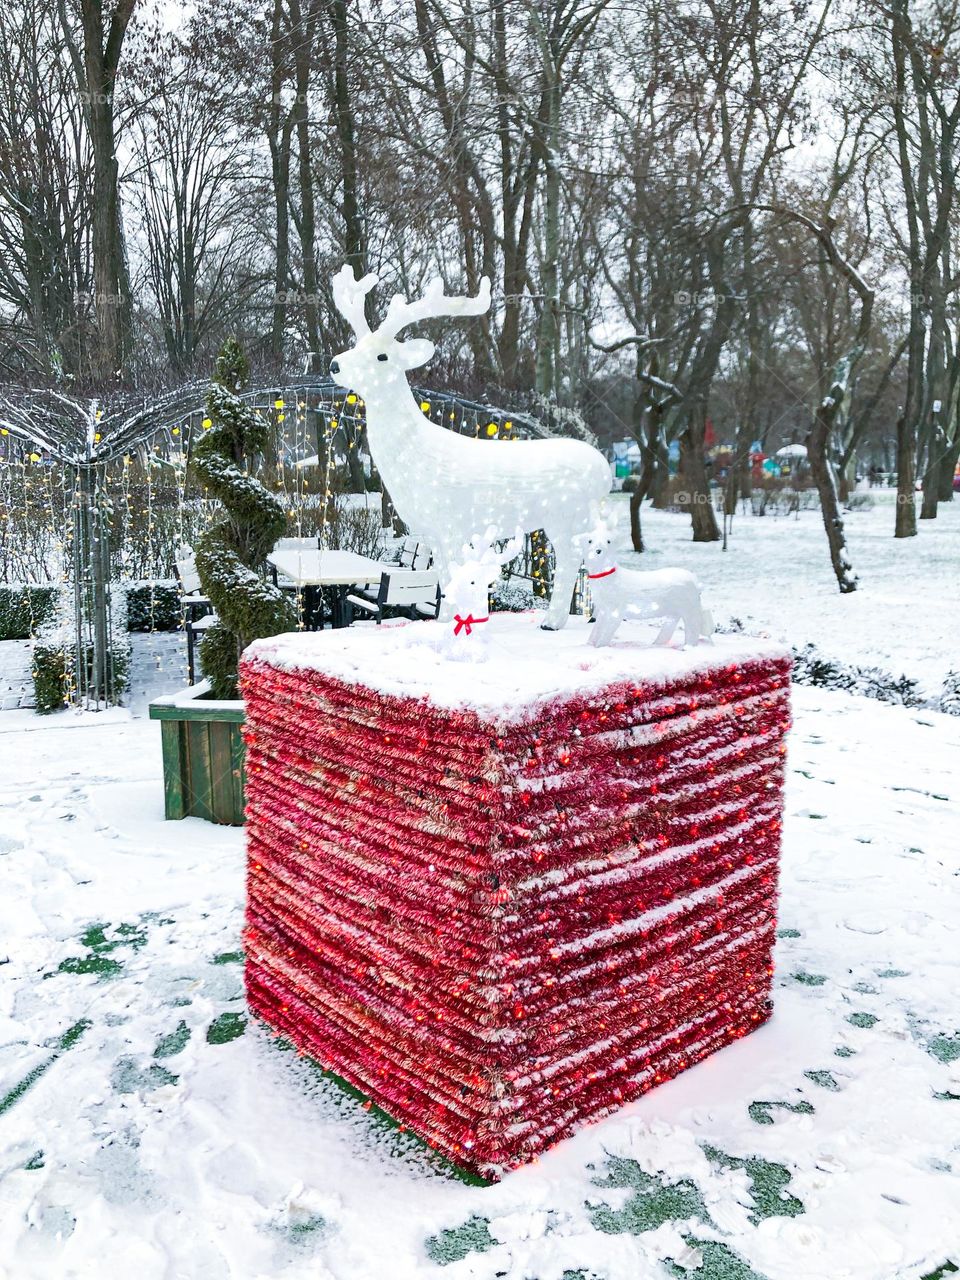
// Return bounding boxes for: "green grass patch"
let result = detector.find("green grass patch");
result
[267,1206,328,1248]
[804,1070,839,1091]
[926,1034,960,1064]
[53,921,150,981]
[206,1012,247,1044]
[56,954,123,979]
[80,921,148,951]
[748,1099,815,1126]
[589,1155,708,1234]
[23,1150,44,1170]
[922,1264,958,1280]
[153,1021,191,1059]
[0,1019,91,1117]
[777,928,801,939]
[111,1057,179,1093]
[212,950,244,966]
[847,1012,879,1029]
[665,1238,768,1279]
[704,1147,804,1224]
[834,1046,857,1058]
[791,972,826,986]
[426,1215,496,1265]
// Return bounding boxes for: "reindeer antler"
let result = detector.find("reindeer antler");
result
[381,275,491,339]
[331,265,379,337]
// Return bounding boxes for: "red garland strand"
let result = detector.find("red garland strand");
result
[239,651,791,1179]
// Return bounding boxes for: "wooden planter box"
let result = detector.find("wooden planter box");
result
[149,682,246,825]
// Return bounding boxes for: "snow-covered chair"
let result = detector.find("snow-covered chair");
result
[176,554,218,685]
[346,569,441,625]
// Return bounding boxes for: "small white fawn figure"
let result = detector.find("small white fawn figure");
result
[582,529,713,648]
[441,530,523,660]
[329,266,610,629]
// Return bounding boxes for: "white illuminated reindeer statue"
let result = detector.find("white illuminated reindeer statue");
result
[581,528,713,648]
[329,266,610,629]
[441,530,524,660]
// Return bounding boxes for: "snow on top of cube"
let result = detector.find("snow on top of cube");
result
[245,614,789,719]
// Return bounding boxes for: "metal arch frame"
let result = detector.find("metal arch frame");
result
[0,379,550,709]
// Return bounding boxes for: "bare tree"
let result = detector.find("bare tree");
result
[0,0,93,376]
[128,37,266,371]
[58,0,138,379]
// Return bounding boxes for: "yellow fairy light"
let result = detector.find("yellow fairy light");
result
[346,394,357,405]
[94,432,101,442]
[172,428,180,436]
[505,420,513,430]
[486,423,497,436]
[421,401,430,412]
[330,418,338,428]
[274,398,285,409]
[278,413,285,423]
[202,417,212,429]
[29,452,40,462]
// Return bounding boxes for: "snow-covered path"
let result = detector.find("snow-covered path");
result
[1,685,958,1280]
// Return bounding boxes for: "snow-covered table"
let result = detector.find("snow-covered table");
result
[239,616,792,1178]
[267,547,387,628]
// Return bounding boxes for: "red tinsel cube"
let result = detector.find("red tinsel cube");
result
[240,617,791,1179]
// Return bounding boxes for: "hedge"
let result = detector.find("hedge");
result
[0,585,59,640]
[125,581,182,632]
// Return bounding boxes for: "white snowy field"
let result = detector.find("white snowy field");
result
[0,496,958,1280]
[609,491,960,699]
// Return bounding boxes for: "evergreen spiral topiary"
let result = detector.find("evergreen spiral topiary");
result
[190,339,295,698]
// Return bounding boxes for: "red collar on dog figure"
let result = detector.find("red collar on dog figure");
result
[587,566,617,580]
[453,613,489,636]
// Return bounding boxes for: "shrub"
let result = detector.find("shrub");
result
[491,578,547,613]
[323,496,386,559]
[190,339,295,698]
[791,642,923,707]
[31,643,67,713]
[0,585,59,640]
[939,671,960,716]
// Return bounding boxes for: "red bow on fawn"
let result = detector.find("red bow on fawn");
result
[453,614,488,636]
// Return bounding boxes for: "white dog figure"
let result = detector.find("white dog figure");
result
[441,529,523,659]
[582,529,713,648]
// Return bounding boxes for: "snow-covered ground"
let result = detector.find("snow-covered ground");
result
[0,496,958,1280]
[611,491,960,699]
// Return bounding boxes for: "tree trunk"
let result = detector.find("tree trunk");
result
[267,0,293,365]
[330,0,364,280]
[680,417,720,542]
[936,437,960,500]
[895,411,917,537]
[291,0,320,352]
[74,0,136,381]
[629,484,644,553]
[808,406,857,593]
[534,77,561,398]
